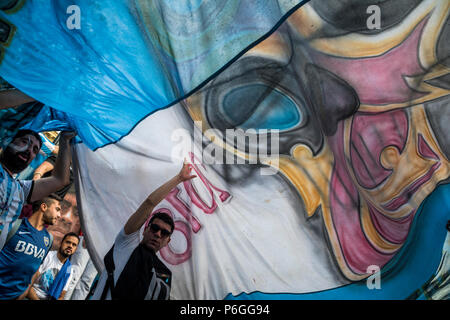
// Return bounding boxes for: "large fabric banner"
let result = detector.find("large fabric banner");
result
[75,0,450,299]
[1,0,450,299]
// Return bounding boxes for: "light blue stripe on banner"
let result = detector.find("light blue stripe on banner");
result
[0,0,310,151]
[0,0,175,149]
[226,183,450,300]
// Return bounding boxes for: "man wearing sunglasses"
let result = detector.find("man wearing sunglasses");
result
[92,162,196,300]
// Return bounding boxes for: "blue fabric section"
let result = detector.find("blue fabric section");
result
[225,183,450,300]
[0,0,308,150]
[0,102,43,149]
[48,259,71,300]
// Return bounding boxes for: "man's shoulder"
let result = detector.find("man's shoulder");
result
[0,165,29,192]
[111,229,141,266]
[115,228,141,247]
[0,164,31,190]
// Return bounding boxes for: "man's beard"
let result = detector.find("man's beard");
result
[0,145,31,173]
[43,214,55,226]
[59,247,71,258]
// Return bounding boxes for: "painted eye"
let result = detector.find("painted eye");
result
[202,55,325,156]
[220,84,302,131]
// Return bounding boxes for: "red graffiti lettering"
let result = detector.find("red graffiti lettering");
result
[155,155,232,265]
[166,187,202,233]
[184,152,231,214]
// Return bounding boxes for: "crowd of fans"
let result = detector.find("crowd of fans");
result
[1,82,195,301]
[0,124,98,300]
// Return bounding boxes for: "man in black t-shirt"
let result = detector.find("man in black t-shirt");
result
[92,162,196,300]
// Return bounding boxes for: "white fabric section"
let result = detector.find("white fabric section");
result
[69,259,98,300]
[64,236,96,300]
[75,104,348,299]
[33,251,74,299]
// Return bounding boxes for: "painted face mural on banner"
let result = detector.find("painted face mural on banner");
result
[183,0,450,281]
[1,0,449,299]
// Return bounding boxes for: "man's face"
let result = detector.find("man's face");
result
[59,235,79,258]
[42,200,62,226]
[142,218,172,252]
[1,134,41,173]
[47,193,81,249]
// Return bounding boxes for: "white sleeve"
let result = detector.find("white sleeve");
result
[114,227,141,251]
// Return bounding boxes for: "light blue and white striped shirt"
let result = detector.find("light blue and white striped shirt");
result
[0,163,34,250]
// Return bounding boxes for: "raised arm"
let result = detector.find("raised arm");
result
[30,131,76,202]
[124,162,196,235]
[0,89,35,109]
[32,158,55,180]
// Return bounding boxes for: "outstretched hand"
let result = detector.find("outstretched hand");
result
[178,161,197,182]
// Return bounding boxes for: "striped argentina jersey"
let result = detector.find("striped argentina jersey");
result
[0,163,34,250]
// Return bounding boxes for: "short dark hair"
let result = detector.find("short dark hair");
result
[61,232,80,245]
[13,129,43,149]
[31,193,63,213]
[147,211,175,234]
